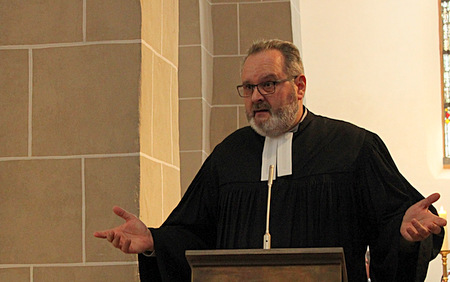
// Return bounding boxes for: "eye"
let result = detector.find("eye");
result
[243,84,254,91]
[260,81,275,90]
[261,81,274,87]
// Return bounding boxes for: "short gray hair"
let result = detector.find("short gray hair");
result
[243,39,304,77]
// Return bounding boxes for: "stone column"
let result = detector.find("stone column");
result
[0,0,179,281]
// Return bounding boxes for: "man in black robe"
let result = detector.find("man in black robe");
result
[94,39,446,281]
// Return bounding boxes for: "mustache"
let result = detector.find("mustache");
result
[252,102,271,112]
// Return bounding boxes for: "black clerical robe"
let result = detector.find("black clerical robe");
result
[139,110,443,282]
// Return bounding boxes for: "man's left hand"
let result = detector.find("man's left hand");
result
[400,193,447,241]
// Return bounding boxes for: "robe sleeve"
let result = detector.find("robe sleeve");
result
[138,156,218,282]
[356,132,443,282]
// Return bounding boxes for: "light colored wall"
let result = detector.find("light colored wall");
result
[299,0,446,280]
[0,0,179,281]
[139,0,180,229]
[178,0,294,193]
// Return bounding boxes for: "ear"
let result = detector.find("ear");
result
[295,75,306,100]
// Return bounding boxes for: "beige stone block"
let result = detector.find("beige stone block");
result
[0,50,28,157]
[0,0,83,45]
[0,268,30,282]
[239,2,293,54]
[179,99,202,151]
[32,44,140,156]
[238,105,249,128]
[153,56,174,163]
[84,156,139,262]
[212,56,243,105]
[86,0,141,41]
[140,45,154,157]
[179,46,202,99]
[212,4,238,55]
[33,265,138,282]
[179,0,201,45]
[180,151,204,195]
[162,165,181,219]
[139,156,163,227]
[0,159,82,264]
[162,0,179,66]
[141,0,162,53]
[171,69,181,167]
[210,106,238,150]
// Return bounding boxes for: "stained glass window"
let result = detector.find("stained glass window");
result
[442,0,450,163]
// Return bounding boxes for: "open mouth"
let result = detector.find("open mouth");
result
[253,109,270,117]
[251,102,271,117]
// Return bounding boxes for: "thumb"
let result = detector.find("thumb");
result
[113,206,135,221]
[419,193,440,209]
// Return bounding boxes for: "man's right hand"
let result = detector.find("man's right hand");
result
[94,206,154,254]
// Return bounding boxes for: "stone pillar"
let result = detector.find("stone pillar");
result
[0,0,179,281]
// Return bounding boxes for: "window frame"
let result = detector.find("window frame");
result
[440,0,450,167]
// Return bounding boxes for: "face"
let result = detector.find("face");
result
[241,49,306,137]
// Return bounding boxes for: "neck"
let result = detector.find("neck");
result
[286,106,306,133]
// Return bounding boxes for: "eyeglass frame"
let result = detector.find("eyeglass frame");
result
[236,76,298,98]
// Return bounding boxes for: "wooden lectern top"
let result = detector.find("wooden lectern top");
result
[186,248,348,282]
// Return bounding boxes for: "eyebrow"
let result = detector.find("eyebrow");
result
[242,74,279,85]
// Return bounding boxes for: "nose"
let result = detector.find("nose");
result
[250,86,264,103]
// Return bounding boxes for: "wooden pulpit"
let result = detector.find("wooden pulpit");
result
[186,247,347,282]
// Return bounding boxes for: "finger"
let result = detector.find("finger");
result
[401,229,413,241]
[121,238,132,253]
[411,219,430,238]
[112,233,121,248]
[426,216,446,234]
[436,216,448,227]
[405,220,423,241]
[93,231,107,238]
[419,193,440,208]
[113,206,135,221]
[107,231,114,243]
[406,227,419,241]
[428,223,442,235]
[406,226,426,241]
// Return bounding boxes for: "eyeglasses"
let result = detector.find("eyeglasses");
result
[236,76,297,98]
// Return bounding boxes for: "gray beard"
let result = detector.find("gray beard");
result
[247,99,299,137]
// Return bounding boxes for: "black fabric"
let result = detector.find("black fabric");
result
[139,110,443,282]
[138,254,161,282]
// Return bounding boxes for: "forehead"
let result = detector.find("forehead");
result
[241,49,285,82]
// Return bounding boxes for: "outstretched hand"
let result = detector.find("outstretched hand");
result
[93,206,154,254]
[400,193,447,242]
